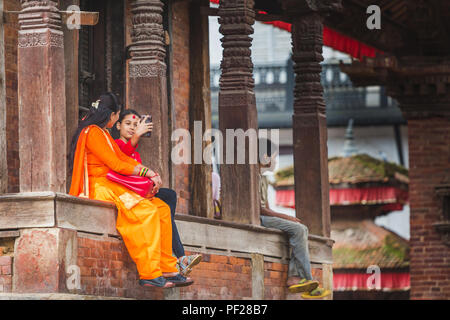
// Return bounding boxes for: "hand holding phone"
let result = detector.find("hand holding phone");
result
[141,115,152,138]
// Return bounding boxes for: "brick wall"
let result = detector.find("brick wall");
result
[170,1,191,214]
[77,239,257,300]
[179,251,327,300]
[4,0,20,193]
[180,251,253,299]
[77,234,163,299]
[408,117,450,299]
[264,261,288,299]
[75,236,329,300]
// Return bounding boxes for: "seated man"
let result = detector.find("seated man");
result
[258,138,331,299]
[212,171,222,219]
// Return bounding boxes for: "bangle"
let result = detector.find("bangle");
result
[139,167,148,177]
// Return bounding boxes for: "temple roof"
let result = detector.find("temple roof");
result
[328,154,409,185]
[274,153,409,188]
[332,219,409,269]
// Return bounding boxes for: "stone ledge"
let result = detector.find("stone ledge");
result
[176,218,333,264]
[0,192,333,264]
[0,192,118,236]
[0,293,133,300]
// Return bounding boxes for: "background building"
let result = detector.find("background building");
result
[209,17,410,240]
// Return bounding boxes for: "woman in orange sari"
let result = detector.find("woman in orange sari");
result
[68,92,193,288]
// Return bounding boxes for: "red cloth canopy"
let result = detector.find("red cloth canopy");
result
[333,272,410,291]
[276,187,408,212]
[209,0,381,60]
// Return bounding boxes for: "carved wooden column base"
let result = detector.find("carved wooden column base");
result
[219,91,259,225]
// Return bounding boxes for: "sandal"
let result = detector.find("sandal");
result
[288,279,319,293]
[164,273,194,287]
[178,254,202,276]
[139,276,175,289]
[301,287,331,299]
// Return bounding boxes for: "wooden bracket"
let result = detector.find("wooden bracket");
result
[201,6,287,22]
[60,11,99,26]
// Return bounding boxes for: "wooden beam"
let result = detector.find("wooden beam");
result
[60,11,99,26]
[201,6,287,22]
[199,6,218,16]
[0,230,20,238]
[3,10,98,26]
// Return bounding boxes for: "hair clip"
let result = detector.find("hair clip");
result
[91,100,100,109]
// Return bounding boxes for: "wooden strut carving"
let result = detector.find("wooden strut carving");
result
[129,0,166,78]
[218,0,255,94]
[292,13,325,118]
[18,0,64,48]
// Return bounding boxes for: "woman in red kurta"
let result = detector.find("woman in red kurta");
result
[111,109,203,276]
[68,92,193,288]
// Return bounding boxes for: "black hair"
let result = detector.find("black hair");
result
[68,92,123,173]
[110,109,141,140]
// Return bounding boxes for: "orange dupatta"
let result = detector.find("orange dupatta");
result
[69,126,93,198]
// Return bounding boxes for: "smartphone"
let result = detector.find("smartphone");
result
[142,115,152,138]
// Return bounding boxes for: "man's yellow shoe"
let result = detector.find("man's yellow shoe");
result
[301,288,331,299]
[288,279,319,293]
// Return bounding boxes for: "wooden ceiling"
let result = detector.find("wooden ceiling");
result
[254,0,450,57]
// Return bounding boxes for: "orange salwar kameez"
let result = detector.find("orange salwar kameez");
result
[69,125,178,280]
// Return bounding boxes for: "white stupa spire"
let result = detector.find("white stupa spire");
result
[342,118,359,157]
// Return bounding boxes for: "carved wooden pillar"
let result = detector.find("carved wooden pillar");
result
[0,0,7,194]
[218,0,259,225]
[127,0,169,185]
[18,0,67,192]
[291,12,330,237]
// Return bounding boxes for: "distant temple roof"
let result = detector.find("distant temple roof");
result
[328,154,409,185]
[274,153,409,188]
[332,219,409,270]
[274,154,409,211]
[332,220,410,291]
